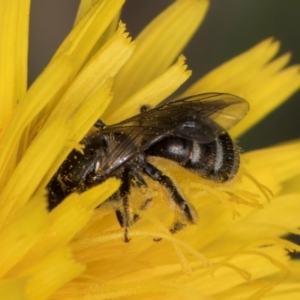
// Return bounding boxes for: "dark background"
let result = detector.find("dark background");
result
[29,0,300,151]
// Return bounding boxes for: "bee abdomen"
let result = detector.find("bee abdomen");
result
[146,132,239,183]
[187,132,239,182]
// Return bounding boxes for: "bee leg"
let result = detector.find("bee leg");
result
[121,195,131,243]
[143,162,197,228]
[115,168,133,242]
[169,221,187,234]
[130,171,152,223]
[153,221,187,242]
[96,189,131,242]
[113,193,124,226]
[114,170,150,242]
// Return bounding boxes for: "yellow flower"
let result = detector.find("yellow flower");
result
[1,0,300,299]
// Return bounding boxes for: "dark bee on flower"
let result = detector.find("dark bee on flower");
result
[47,93,249,242]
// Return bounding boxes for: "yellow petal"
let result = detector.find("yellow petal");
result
[243,140,300,183]
[104,55,191,123]
[75,0,97,23]
[113,0,209,105]
[0,0,125,185]
[0,57,77,182]
[25,248,84,300]
[46,23,134,129]
[75,0,120,53]
[40,24,134,187]
[51,0,124,66]
[40,82,112,189]
[182,38,300,137]
[282,174,300,194]
[0,119,69,226]
[0,0,29,127]
[46,180,120,249]
[7,197,89,277]
[9,179,119,276]
[75,177,120,210]
[0,195,48,278]
[0,277,28,300]
[203,194,300,253]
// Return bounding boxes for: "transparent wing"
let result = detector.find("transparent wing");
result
[102,92,249,143]
[98,93,249,175]
[190,93,250,131]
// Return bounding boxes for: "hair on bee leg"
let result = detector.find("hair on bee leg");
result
[117,169,156,242]
[143,161,198,242]
[169,221,187,234]
[115,195,131,243]
[139,197,152,210]
[128,171,153,224]
[122,197,153,225]
[143,161,198,224]
[153,221,187,242]
[118,169,132,242]
[122,196,134,243]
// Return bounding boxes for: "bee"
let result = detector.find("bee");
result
[47,93,249,242]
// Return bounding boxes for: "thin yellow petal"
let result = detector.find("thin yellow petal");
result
[104,55,191,123]
[0,119,70,227]
[0,0,29,127]
[0,195,48,278]
[282,174,300,194]
[51,0,124,65]
[46,24,134,127]
[7,196,90,277]
[46,179,119,248]
[0,278,28,300]
[243,140,300,183]
[268,291,300,300]
[113,0,209,105]
[39,82,112,190]
[75,0,97,24]
[191,248,289,294]
[75,0,120,52]
[40,24,134,186]
[0,0,125,185]
[87,15,121,62]
[0,56,76,183]
[25,248,84,300]
[204,194,300,253]
[76,177,120,210]
[231,64,300,137]
[10,179,119,276]
[183,38,281,95]
[182,38,300,137]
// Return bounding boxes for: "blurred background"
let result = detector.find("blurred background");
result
[29,0,300,151]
